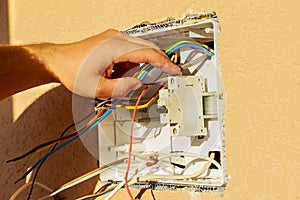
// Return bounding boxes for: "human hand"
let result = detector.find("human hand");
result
[28,29,181,98]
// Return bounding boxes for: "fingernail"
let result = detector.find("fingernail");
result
[169,65,182,75]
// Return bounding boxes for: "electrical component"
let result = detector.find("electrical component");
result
[98,13,227,195]
[158,76,209,137]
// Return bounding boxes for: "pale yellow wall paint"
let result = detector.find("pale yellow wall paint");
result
[1,0,299,199]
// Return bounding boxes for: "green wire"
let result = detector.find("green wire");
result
[136,70,146,79]
[165,40,214,54]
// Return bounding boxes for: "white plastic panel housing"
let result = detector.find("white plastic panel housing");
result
[97,15,227,193]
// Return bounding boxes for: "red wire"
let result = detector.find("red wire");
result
[124,86,150,200]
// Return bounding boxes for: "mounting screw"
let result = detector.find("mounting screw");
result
[170,78,174,84]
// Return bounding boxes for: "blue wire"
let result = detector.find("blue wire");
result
[98,189,113,197]
[167,44,214,56]
[139,70,149,81]
[21,44,211,181]
[20,108,114,180]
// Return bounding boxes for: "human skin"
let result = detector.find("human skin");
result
[0,29,181,101]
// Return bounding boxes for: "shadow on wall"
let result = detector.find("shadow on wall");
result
[0,86,98,199]
[0,3,98,198]
[0,0,9,44]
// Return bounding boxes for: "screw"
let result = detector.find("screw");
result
[170,78,174,84]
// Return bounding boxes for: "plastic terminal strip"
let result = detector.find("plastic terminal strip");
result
[158,76,208,137]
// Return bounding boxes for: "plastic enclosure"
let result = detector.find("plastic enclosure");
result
[98,16,227,192]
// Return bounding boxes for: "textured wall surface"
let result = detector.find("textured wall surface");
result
[1,0,299,199]
[0,0,9,44]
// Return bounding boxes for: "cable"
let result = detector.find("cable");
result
[104,166,147,200]
[129,153,217,185]
[9,181,52,200]
[76,186,116,200]
[167,43,214,56]
[180,54,208,70]
[111,86,165,110]
[165,40,214,55]
[124,86,149,200]
[134,188,148,200]
[16,107,115,184]
[7,110,95,164]
[150,189,156,200]
[76,184,110,200]
[39,159,125,199]
[24,111,97,200]
[174,53,178,64]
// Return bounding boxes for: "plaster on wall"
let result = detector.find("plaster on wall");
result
[1,0,299,199]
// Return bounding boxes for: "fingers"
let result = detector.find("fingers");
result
[115,48,181,75]
[123,35,169,59]
[110,62,139,79]
[123,34,160,49]
[96,77,142,98]
[74,31,182,99]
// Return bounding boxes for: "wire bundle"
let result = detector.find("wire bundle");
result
[9,39,216,200]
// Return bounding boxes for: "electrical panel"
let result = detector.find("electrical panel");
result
[97,13,227,193]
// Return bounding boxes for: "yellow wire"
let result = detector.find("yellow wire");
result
[19,143,57,172]
[124,92,159,110]
[20,123,87,169]
[107,87,165,110]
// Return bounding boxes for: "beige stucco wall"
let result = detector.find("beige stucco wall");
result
[1,0,299,199]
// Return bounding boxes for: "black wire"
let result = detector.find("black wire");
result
[26,110,96,200]
[7,127,77,163]
[150,189,156,200]
[7,111,96,163]
[134,188,148,200]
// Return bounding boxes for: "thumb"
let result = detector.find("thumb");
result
[96,77,142,98]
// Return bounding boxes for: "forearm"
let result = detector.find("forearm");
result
[0,44,61,101]
[0,30,181,100]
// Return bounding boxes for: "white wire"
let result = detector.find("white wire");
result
[181,54,208,69]
[103,152,220,199]
[129,153,216,184]
[10,181,53,200]
[95,99,110,111]
[103,165,147,200]
[39,163,121,200]
[134,152,221,172]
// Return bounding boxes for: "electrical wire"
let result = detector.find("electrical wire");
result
[7,110,95,164]
[26,110,97,200]
[16,106,116,184]
[76,186,116,200]
[93,183,111,196]
[150,189,156,200]
[17,39,215,199]
[180,54,208,70]
[128,153,218,185]
[39,159,126,199]
[111,87,165,110]
[103,165,147,200]
[134,188,148,200]
[76,184,109,200]
[174,53,178,64]
[103,152,218,200]
[167,43,214,56]
[9,181,53,200]
[124,86,150,200]
[165,40,214,55]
